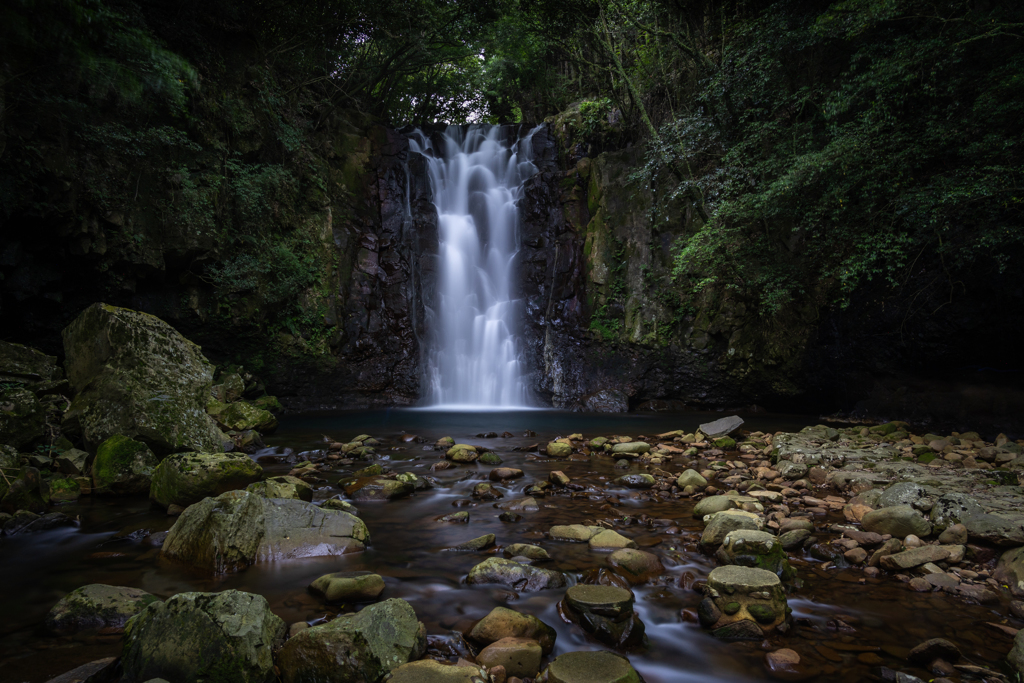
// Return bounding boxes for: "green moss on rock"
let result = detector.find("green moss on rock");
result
[150,451,263,508]
[93,434,158,495]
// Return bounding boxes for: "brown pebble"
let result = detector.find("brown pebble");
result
[857,652,883,666]
[908,577,932,592]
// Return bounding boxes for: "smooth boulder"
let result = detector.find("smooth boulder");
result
[468,606,557,654]
[861,505,932,538]
[538,651,641,683]
[246,475,313,502]
[61,303,224,453]
[309,572,385,603]
[466,558,566,592]
[121,590,285,683]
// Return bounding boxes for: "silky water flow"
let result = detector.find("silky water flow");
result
[408,125,542,408]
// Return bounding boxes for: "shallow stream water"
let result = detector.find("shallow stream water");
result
[0,409,1017,682]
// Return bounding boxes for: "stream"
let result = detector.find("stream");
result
[0,409,1015,683]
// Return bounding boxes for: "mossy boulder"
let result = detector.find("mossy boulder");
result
[538,650,641,683]
[246,475,312,501]
[161,490,368,574]
[61,303,225,454]
[212,400,278,434]
[714,529,796,580]
[276,598,426,683]
[0,466,50,513]
[252,395,283,413]
[150,451,263,509]
[46,584,158,635]
[48,477,82,503]
[0,386,46,448]
[546,442,572,457]
[122,590,285,683]
[92,435,158,495]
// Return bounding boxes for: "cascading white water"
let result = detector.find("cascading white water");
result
[408,125,541,408]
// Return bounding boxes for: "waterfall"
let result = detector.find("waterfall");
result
[408,125,541,408]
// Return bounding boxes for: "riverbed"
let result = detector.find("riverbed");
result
[0,409,1016,682]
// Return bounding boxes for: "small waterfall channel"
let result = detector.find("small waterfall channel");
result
[407,125,542,408]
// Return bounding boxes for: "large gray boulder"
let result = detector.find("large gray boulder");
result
[963,512,1024,546]
[149,452,263,508]
[929,492,985,530]
[0,340,60,384]
[122,590,285,683]
[61,303,224,453]
[1010,629,1024,679]
[46,584,158,634]
[276,599,426,683]
[161,490,369,573]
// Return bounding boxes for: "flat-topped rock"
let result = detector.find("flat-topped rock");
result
[539,651,642,683]
[700,510,763,547]
[503,543,550,560]
[880,545,965,571]
[150,451,262,508]
[700,416,744,439]
[444,534,495,552]
[562,584,645,648]
[489,467,523,481]
[496,497,539,512]
[614,474,655,489]
[565,585,633,616]
[546,442,572,457]
[703,565,788,633]
[693,495,737,518]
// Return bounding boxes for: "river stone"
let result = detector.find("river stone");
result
[246,475,312,502]
[0,387,46,448]
[778,529,812,550]
[347,478,415,501]
[995,547,1024,597]
[546,442,572,457]
[777,461,808,480]
[309,572,385,602]
[466,558,566,591]
[880,545,964,571]
[693,495,737,518]
[0,466,50,513]
[715,529,795,580]
[496,497,539,512]
[562,585,645,649]
[589,529,638,550]
[472,482,502,500]
[162,490,368,573]
[861,505,932,538]
[963,512,1024,546]
[150,451,262,508]
[445,534,496,552]
[122,589,285,683]
[55,448,90,476]
[699,416,744,439]
[504,544,550,560]
[550,524,601,542]
[277,598,426,683]
[877,482,935,509]
[447,444,479,463]
[91,435,158,495]
[614,474,655,489]
[610,442,650,456]
[477,637,543,678]
[478,452,502,465]
[929,493,984,530]
[608,548,664,584]
[676,469,707,489]
[908,638,961,665]
[706,565,788,631]
[384,659,486,682]
[46,584,159,635]
[211,400,278,434]
[700,510,763,548]
[489,467,523,481]
[321,499,359,515]
[539,650,641,683]
[468,606,557,653]
[61,303,224,453]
